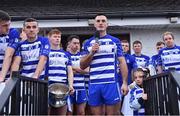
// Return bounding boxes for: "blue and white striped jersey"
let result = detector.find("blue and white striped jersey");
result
[16,36,50,79]
[48,49,72,85]
[82,34,123,84]
[132,54,150,68]
[157,45,180,73]
[129,83,145,115]
[0,28,20,79]
[68,52,85,90]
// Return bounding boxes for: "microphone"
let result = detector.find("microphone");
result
[94,31,100,43]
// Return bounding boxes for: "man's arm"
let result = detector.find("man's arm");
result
[67,65,74,94]
[0,47,15,82]
[80,43,99,70]
[118,56,129,95]
[11,56,21,74]
[72,67,89,74]
[80,54,94,70]
[33,56,47,79]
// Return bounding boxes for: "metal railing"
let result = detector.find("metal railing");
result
[144,71,180,115]
[0,72,48,115]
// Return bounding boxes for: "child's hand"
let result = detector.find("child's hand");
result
[142,93,147,100]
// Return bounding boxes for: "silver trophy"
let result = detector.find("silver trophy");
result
[48,83,69,108]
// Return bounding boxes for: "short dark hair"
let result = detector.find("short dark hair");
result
[0,10,11,22]
[95,14,108,19]
[133,40,142,46]
[121,40,129,43]
[48,29,61,37]
[23,18,38,27]
[67,35,80,43]
[156,41,165,46]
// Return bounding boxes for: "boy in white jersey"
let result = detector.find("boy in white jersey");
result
[157,32,180,73]
[0,10,20,82]
[132,40,150,68]
[66,35,89,115]
[47,29,74,115]
[80,14,128,115]
[11,18,50,79]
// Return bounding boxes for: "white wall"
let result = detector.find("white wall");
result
[130,29,180,57]
[11,17,180,58]
[11,17,179,28]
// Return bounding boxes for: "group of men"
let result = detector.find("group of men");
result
[1,9,180,115]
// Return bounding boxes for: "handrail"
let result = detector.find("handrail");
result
[143,71,180,115]
[0,77,19,113]
[143,71,170,81]
[0,71,48,115]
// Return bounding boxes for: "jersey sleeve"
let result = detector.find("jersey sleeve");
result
[114,38,123,57]
[14,46,21,57]
[40,37,50,57]
[8,28,20,50]
[66,53,72,66]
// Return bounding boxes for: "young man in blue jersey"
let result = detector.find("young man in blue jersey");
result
[66,35,89,115]
[0,10,20,82]
[132,40,150,68]
[151,41,165,71]
[120,40,137,85]
[11,18,50,79]
[129,68,147,115]
[80,14,128,115]
[157,32,180,73]
[47,29,74,115]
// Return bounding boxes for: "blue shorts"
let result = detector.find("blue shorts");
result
[70,90,87,104]
[88,82,121,106]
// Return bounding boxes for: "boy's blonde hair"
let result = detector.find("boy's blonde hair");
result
[162,31,174,40]
[48,29,62,37]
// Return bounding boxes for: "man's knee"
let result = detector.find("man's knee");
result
[77,109,85,115]
[90,106,103,115]
[105,103,120,115]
